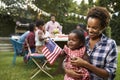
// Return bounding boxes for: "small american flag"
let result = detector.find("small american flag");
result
[42,38,62,65]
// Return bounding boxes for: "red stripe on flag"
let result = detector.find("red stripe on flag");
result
[42,40,62,65]
[48,47,60,62]
[47,46,60,63]
[49,48,62,64]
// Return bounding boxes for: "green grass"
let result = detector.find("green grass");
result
[0,51,64,80]
[0,51,120,80]
[115,52,120,80]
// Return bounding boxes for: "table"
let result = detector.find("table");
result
[51,36,68,42]
[11,35,68,48]
[51,36,68,48]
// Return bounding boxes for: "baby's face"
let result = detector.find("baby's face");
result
[67,33,81,50]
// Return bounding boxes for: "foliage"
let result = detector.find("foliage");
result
[0,0,27,17]
[34,0,75,22]
[62,21,78,34]
[0,0,120,45]
[0,14,15,37]
[105,26,111,38]
[109,1,120,45]
[0,0,84,36]
[78,0,89,15]
[110,15,120,45]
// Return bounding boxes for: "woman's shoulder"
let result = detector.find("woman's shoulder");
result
[101,35,117,49]
[107,38,116,43]
[102,34,116,44]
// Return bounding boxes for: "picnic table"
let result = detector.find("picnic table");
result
[51,34,68,48]
[11,34,68,48]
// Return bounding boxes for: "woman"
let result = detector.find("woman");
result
[65,6,118,80]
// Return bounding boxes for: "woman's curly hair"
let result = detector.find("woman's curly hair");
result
[87,6,110,28]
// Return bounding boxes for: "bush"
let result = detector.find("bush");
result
[110,15,120,45]
[0,14,15,37]
[105,26,111,38]
[62,21,79,34]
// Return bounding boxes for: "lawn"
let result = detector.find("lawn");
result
[115,52,120,80]
[0,51,120,80]
[0,51,64,80]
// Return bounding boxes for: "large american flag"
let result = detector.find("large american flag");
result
[42,38,62,65]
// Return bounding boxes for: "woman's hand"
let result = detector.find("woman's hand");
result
[65,69,83,79]
[70,57,88,67]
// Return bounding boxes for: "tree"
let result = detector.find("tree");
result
[0,0,27,17]
[34,0,74,23]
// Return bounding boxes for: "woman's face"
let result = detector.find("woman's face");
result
[67,33,81,50]
[87,17,104,40]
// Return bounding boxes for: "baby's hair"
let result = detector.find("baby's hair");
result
[70,29,85,45]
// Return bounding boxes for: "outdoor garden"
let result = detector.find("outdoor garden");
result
[0,51,120,80]
[0,0,120,80]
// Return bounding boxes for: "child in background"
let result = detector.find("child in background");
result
[63,29,90,80]
[24,23,35,53]
[35,19,48,54]
[23,23,35,63]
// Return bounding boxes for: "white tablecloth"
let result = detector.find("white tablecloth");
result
[51,37,68,41]
[11,35,68,41]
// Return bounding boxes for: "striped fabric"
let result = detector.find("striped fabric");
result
[42,38,62,65]
[86,34,118,80]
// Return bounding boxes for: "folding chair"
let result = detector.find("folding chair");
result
[10,38,23,65]
[25,40,53,79]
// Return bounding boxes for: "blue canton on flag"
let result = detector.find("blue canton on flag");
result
[42,38,62,65]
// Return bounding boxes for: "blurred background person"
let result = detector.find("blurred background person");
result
[35,19,48,54]
[76,23,88,37]
[45,14,62,37]
[23,23,35,54]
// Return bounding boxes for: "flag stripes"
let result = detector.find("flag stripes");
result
[42,39,62,65]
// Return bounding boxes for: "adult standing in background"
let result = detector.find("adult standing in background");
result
[65,6,118,80]
[45,14,62,37]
